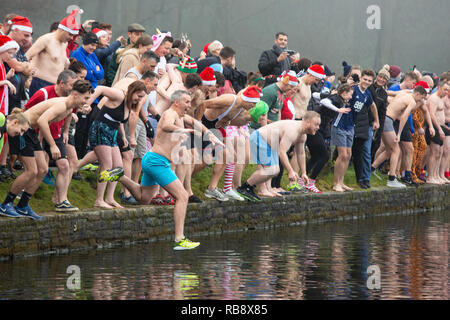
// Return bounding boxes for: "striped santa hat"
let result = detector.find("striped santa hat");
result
[58,9,83,35]
[177,55,198,73]
[10,16,33,33]
[242,85,263,103]
[278,70,299,86]
[92,28,108,38]
[0,35,19,53]
[200,67,216,86]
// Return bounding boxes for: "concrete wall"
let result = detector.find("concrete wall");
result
[3,0,450,75]
[1,185,449,260]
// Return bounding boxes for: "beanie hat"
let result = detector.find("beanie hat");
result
[278,70,299,86]
[82,32,99,45]
[92,28,108,38]
[10,16,33,33]
[378,65,391,81]
[389,65,401,78]
[209,63,223,73]
[414,80,430,93]
[242,85,263,103]
[177,56,198,73]
[307,64,326,79]
[59,9,82,35]
[324,65,335,77]
[200,67,216,85]
[152,31,172,51]
[342,61,352,77]
[0,35,19,53]
[249,101,269,123]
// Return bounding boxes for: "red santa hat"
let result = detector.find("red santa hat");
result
[92,28,108,38]
[414,81,430,93]
[0,35,19,53]
[200,67,216,86]
[58,9,83,35]
[242,85,263,103]
[278,70,299,86]
[202,43,211,55]
[307,64,326,79]
[10,16,33,33]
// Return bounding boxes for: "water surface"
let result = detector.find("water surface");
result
[0,211,449,300]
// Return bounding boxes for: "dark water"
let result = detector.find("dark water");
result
[0,211,449,300]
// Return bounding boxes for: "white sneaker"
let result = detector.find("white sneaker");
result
[223,189,245,201]
[387,179,406,188]
[204,188,229,201]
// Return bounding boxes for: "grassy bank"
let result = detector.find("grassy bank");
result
[0,162,388,214]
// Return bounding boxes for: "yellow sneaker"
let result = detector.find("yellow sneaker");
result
[173,237,200,250]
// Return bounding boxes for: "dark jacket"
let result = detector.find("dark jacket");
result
[223,66,247,93]
[95,40,122,73]
[258,45,299,86]
[367,83,387,131]
[195,55,221,73]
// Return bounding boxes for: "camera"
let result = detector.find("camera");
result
[285,49,296,56]
[351,74,360,83]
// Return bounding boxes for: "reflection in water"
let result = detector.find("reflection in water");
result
[0,211,449,300]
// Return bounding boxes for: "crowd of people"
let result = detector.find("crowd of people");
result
[0,9,449,250]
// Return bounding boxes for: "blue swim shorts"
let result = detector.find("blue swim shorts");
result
[141,151,178,187]
[249,130,279,166]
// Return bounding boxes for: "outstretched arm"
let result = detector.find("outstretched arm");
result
[86,86,124,107]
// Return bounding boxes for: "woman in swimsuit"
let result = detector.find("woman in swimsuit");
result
[87,81,148,209]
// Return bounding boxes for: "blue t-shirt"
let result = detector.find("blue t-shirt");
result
[331,95,354,131]
[388,84,415,134]
[336,85,373,132]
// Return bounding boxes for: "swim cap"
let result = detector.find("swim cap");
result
[249,101,269,123]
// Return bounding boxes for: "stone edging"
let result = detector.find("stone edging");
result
[0,184,449,260]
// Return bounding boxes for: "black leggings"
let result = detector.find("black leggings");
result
[306,132,329,180]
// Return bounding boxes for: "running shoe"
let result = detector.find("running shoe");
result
[98,167,124,182]
[120,193,138,205]
[188,195,203,203]
[173,237,200,251]
[81,163,99,171]
[286,183,303,192]
[304,179,323,194]
[400,176,418,187]
[204,188,229,202]
[165,195,176,205]
[72,171,83,181]
[236,185,261,202]
[418,174,427,183]
[223,189,245,201]
[386,178,406,188]
[43,169,56,186]
[0,166,16,180]
[0,203,21,218]
[14,205,42,221]
[151,194,167,205]
[55,200,79,212]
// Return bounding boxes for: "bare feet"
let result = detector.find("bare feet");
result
[257,191,276,198]
[106,199,124,209]
[426,178,440,184]
[94,201,114,209]
[342,184,354,191]
[269,188,282,197]
[333,185,345,192]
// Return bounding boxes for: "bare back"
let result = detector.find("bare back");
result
[155,68,186,115]
[24,97,70,128]
[258,120,306,150]
[386,93,416,120]
[27,33,68,84]
[291,78,311,119]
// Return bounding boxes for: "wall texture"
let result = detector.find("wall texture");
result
[3,0,450,75]
[0,185,449,260]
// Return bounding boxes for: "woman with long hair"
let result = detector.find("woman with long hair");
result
[87,81,148,209]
